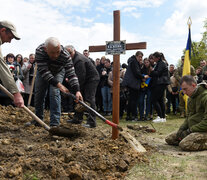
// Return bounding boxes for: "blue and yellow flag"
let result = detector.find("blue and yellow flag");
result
[182,26,192,110]
[182,28,191,76]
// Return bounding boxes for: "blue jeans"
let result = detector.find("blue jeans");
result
[101,86,112,112]
[139,89,151,119]
[34,69,65,126]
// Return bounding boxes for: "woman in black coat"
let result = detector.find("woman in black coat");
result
[146,52,170,122]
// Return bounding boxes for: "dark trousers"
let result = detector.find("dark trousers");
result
[22,93,34,107]
[95,84,103,112]
[61,93,74,112]
[166,90,171,113]
[0,90,13,106]
[151,85,166,118]
[167,92,179,113]
[75,80,99,125]
[61,79,74,112]
[127,87,139,117]
[120,88,127,117]
[0,96,12,106]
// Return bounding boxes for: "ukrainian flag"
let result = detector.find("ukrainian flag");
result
[182,26,191,110]
[182,28,191,76]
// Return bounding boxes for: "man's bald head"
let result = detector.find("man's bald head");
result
[44,37,61,60]
[65,45,75,58]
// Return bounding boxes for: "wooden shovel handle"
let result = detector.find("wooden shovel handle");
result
[28,63,37,106]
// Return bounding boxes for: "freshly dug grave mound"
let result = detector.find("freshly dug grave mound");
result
[0,105,147,179]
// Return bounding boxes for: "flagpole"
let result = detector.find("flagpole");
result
[187,17,192,29]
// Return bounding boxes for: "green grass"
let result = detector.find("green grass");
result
[96,113,185,135]
[24,172,39,180]
[125,152,198,180]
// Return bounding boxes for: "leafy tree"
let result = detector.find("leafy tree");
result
[191,41,207,68]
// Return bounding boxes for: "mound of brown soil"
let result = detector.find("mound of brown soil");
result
[0,105,147,179]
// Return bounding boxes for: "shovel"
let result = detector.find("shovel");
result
[0,84,77,137]
[62,92,123,131]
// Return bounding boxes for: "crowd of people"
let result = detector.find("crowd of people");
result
[1,20,207,151]
[1,44,206,123]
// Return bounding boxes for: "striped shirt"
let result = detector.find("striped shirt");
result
[35,43,80,92]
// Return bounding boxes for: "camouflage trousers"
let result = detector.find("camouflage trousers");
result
[165,131,207,151]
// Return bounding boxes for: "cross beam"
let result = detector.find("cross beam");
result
[89,42,146,52]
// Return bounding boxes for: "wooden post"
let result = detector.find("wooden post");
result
[112,10,120,139]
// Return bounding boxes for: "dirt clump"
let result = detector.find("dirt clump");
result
[0,105,146,179]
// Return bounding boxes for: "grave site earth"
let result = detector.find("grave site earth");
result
[1,105,207,180]
[0,105,148,179]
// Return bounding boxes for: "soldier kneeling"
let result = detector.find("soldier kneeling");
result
[166,75,207,151]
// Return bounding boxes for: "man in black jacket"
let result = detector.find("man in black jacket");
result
[65,45,100,128]
[83,49,95,66]
[122,51,143,121]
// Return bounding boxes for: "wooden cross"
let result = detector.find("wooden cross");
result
[89,10,147,139]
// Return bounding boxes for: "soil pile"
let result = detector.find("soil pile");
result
[0,105,146,180]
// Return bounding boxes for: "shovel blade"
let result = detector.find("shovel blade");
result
[49,126,82,137]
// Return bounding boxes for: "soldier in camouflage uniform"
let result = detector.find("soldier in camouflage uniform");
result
[174,56,195,117]
[166,75,207,151]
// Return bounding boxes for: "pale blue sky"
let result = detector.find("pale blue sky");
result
[1,0,207,66]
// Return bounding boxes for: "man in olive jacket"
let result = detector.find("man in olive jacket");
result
[0,20,24,107]
[166,75,207,151]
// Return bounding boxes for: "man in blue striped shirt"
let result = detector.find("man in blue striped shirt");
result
[26,37,82,127]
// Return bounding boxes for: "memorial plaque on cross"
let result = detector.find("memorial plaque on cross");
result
[89,10,147,139]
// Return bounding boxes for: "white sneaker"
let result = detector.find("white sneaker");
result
[153,117,166,123]
[152,116,161,123]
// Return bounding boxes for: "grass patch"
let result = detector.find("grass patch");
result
[125,152,197,180]
[24,172,39,180]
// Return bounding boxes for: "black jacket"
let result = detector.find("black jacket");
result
[122,55,143,90]
[150,59,170,88]
[99,66,112,87]
[72,51,100,90]
[196,73,203,84]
